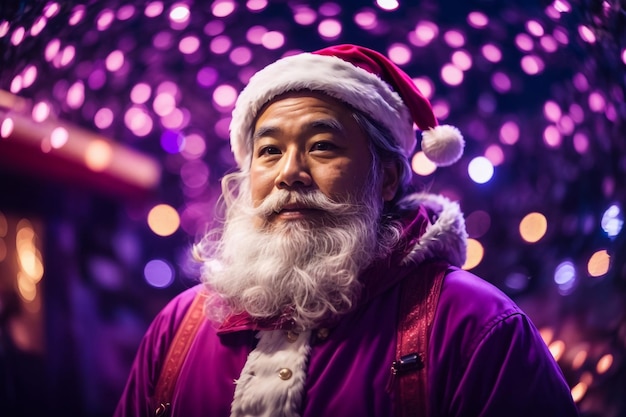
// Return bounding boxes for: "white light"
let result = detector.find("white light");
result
[601,205,623,238]
[468,156,494,184]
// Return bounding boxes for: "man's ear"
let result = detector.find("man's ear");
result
[381,161,400,202]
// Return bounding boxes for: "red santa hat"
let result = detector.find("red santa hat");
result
[229,44,464,169]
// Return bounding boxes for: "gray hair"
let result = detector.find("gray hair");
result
[352,111,413,206]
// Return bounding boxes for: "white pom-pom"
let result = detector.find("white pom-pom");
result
[421,125,464,167]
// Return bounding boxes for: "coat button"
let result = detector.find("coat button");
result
[316,328,329,341]
[278,368,293,380]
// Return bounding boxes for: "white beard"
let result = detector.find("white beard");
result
[198,174,390,330]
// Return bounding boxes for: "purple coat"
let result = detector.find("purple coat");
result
[115,195,579,417]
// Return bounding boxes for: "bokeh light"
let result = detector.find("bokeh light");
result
[147,204,180,237]
[519,212,548,243]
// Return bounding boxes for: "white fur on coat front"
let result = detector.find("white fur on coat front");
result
[230,330,312,417]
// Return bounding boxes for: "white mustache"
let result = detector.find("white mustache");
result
[253,190,358,219]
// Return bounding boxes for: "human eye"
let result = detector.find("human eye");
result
[310,141,337,152]
[257,145,281,157]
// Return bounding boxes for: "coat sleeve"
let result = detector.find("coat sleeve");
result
[429,271,579,417]
[445,312,579,417]
[113,285,203,417]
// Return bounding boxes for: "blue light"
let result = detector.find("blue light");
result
[468,156,494,184]
[554,261,576,294]
[601,204,623,239]
[144,259,175,288]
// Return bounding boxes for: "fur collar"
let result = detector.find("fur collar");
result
[397,193,468,268]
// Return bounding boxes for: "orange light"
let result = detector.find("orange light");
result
[462,238,484,270]
[411,151,437,176]
[147,204,180,237]
[587,249,610,277]
[519,212,547,243]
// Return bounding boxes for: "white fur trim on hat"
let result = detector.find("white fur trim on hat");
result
[229,53,415,168]
[421,125,465,167]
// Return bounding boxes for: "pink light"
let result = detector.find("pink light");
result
[388,43,411,65]
[573,132,589,154]
[69,5,86,25]
[481,43,502,63]
[554,0,572,13]
[50,127,69,149]
[569,103,584,123]
[11,26,25,46]
[520,55,544,75]
[0,118,14,138]
[485,144,504,166]
[97,9,114,31]
[247,26,267,44]
[59,45,76,67]
[131,83,152,104]
[444,30,465,48]
[161,108,187,129]
[210,36,231,54]
[354,9,377,30]
[181,133,207,159]
[622,48,626,65]
[180,160,210,189]
[515,33,534,52]
[412,21,438,47]
[66,81,85,109]
[526,20,545,37]
[145,2,164,18]
[491,72,511,93]
[10,75,22,93]
[117,4,136,20]
[451,50,472,71]
[179,36,200,54]
[0,21,9,38]
[540,35,558,53]
[499,121,520,145]
[441,64,463,86]
[106,50,124,72]
[588,91,606,112]
[153,31,173,50]
[157,80,179,96]
[214,117,231,139]
[44,2,60,18]
[246,0,268,12]
[153,93,176,116]
[557,115,574,135]
[87,68,106,90]
[197,67,218,87]
[578,25,596,43]
[572,73,589,92]
[376,0,399,11]
[467,11,488,28]
[230,46,252,65]
[553,27,569,45]
[204,20,225,36]
[413,77,433,99]
[31,16,47,36]
[124,106,153,137]
[94,107,114,129]
[543,125,562,147]
[261,31,285,50]
[543,100,562,122]
[293,6,317,25]
[32,102,51,122]
[45,39,60,61]
[22,65,37,88]
[432,100,450,121]
[212,0,236,18]
[320,2,341,16]
[212,84,238,109]
[318,19,342,40]
[169,4,190,23]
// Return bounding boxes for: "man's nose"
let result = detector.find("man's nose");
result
[275,150,312,190]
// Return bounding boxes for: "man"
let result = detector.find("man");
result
[115,44,579,417]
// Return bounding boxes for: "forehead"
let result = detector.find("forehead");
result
[255,90,355,123]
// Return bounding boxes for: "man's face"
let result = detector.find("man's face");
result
[249,91,376,224]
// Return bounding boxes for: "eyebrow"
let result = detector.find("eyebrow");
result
[252,118,346,142]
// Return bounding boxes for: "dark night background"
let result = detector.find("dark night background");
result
[0,0,624,416]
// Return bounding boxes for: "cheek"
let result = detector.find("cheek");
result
[249,168,274,205]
